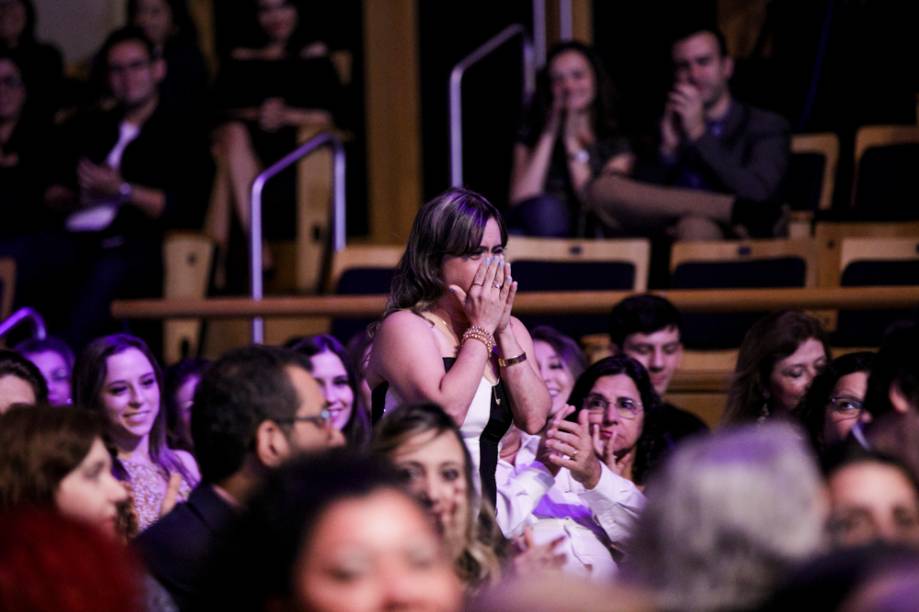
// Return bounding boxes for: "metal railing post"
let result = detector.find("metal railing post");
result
[532,0,547,67]
[558,0,573,40]
[0,307,46,342]
[250,132,346,344]
[449,24,535,187]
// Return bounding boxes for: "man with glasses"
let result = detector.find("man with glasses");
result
[45,26,213,351]
[136,345,342,609]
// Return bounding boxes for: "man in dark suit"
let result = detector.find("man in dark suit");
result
[584,26,789,239]
[135,345,343,610]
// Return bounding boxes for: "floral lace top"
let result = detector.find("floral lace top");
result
[122,458,196,533]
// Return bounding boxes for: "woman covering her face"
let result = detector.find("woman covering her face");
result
[366,188,550,508]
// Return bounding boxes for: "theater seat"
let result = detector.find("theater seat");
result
[326,245,403,342]
[505,236,650,339]
[162,232,214,364]
[670,239,817,350]
[834,237,919,347]
[852,125,919,212]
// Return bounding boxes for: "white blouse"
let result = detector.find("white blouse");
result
[495,434,645,581]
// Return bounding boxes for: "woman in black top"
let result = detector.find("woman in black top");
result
[209,0,342,277]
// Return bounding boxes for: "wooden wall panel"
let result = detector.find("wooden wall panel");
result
[363,0,422,244]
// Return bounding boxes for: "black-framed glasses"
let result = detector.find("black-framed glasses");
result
[277,408,332,427]
[827,396,864,419]
[584,394,643,420]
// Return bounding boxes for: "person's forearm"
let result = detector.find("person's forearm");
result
[282,107,333,128]
[126,184,166,219]
[496,327,550,434]
[510,134,557,204]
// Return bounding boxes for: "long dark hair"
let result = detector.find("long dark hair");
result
[799,351,875,455]
[521,40,622,143]
[72,334,193,484]
[724,310,831,425]
[286,334,371,448]
[566,354,662,486]
[382,188,507,319]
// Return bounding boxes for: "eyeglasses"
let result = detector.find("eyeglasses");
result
[584,394,643,420]
[827,396,864,420]
[277,408,332,428]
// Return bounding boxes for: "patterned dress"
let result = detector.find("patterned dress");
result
[121,458,196,533]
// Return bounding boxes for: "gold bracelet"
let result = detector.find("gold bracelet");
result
[498,352,527,368]
[462,326,495,354]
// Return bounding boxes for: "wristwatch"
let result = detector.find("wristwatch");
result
[118,182,133,203]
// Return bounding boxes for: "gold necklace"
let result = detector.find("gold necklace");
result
[425,311,460,347]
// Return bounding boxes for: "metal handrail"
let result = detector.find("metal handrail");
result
[449,24,535,187]
[531,0,547,67]
[0,307,46,341]
[250,131,346,344]
[558,0,573,40]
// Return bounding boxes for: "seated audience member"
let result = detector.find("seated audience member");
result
[16,336,75,406]
[208,0,343,277]
[583,26,789,240]
[863,321,919,418]
[0,509,145,612]
[126,0,209,113]
[822,447,919,548]
[371,403,504,592]
[508,41,633,237]
[759,542,919,612]
[0,50,53,236]
[201,451,463,611]
[288,334,371,448]
[500,324,586,469]
[609,294,708,441]
[73,334,199,534]
[798,351,875,456]
[626,423,826,611]
[495,355,650,581]
[162,357,209,452]
[723,310,829,425]
[47,26,213,349]
[346,328,373,417]
[0,348,47,412]
[0,0,63,121]
[839,554,919,611]
[0,406,182,610]
[135,345,342,609]
[531,325,587,416]
[0,405,128,538]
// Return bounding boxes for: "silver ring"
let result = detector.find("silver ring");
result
[571,450,578,459]
[493,282,501,288]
